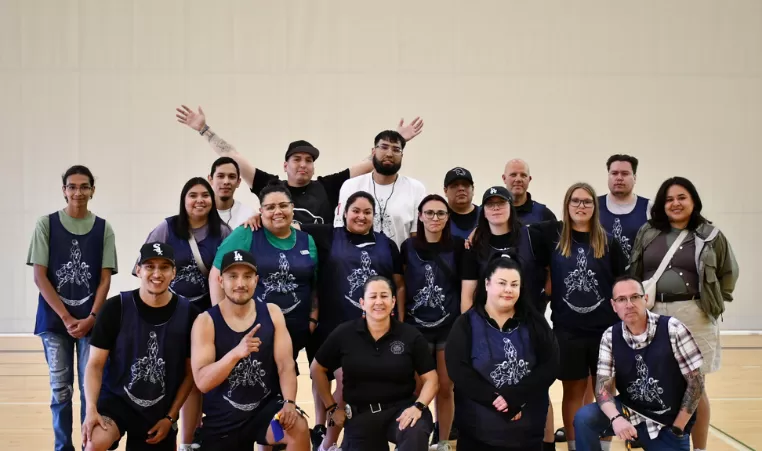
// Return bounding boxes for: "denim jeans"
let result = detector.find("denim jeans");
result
[40,332,90,451]
[573,400,690,451]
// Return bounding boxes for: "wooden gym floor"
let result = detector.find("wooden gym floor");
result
[0,335,759,450]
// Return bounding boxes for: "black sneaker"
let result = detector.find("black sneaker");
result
[311,425,327,450]
[554,427,567,443]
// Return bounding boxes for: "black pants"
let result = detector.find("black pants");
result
[341,404,433,451]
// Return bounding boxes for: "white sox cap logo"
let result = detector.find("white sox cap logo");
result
[152,243,163,255]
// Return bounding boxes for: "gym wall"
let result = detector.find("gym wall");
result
[1,0,759,332]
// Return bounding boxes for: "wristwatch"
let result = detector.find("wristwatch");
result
[413,401,428,412]
[610,413,625,425]
[165,414,178,431]
[669,426,684,437]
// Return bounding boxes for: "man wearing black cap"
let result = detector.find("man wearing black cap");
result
[82,243,200,451]
[443,167,479,239]
[175,105,424,225]
[191,250,310,450]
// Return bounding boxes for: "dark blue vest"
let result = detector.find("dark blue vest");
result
[449,206,480,240]
[101,292,190,423]
[164,216,223,305]
[251,229,314,335]
[598,195,649,261]
[517,200,549,225]
[613,315,694,432]
[325,229,395,324]
[35,213,105,335]
[550,235,618,336]
[475,228,543,305]
[454,310,547,447]
[402,239,460,329]
[202,301,276,435]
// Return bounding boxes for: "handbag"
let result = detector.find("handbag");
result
[643,229,688,309]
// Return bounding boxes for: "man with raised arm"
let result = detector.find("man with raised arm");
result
[176,105,424,225]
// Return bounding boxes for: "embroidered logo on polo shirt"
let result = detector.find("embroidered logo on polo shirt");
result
[390,341,405,355]
[300,250,310,255]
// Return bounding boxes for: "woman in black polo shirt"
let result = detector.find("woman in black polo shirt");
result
[447,255,559,451]
[311,276,438,451]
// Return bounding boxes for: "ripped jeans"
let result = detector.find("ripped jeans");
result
[40,332,90,451]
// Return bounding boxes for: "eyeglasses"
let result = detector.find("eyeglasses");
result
[65,184,92,193]
[613,294,644,305]
[569,198,594,208]
[374,144,403,155]
[423,210,449,220]
[261,202,293,213]
[484,201,508,210]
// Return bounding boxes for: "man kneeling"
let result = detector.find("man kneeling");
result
[191,250,309,451]
[573,276,704,451]
[83,243,197,450]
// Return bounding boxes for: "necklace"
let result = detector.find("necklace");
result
[220,200,234,226]
[371,174,398,234]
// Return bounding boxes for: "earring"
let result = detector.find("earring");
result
[362,311,366,318]
[391,309,395,317]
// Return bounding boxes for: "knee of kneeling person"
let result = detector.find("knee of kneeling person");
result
[573,403,601,429]
[287,415,309,440]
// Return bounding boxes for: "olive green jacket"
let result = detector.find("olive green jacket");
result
[629,222,739,319]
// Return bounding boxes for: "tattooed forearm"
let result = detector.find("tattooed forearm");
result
[206,130,236,155]
[680,370,704,414]
[595,375,616,407]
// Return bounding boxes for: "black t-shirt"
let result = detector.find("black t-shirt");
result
[315,318,436,405]
[250,168,350,225]
[461,232,516,280]
[302,224,404,276]
[450,206,479,232]
[90,290,201,357]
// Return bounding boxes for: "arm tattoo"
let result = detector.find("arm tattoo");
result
[595,375,616,408]
[680,370,704,414]
[207,131,235,155]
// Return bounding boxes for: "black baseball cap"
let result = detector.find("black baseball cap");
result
[482,186,513,204]
[284,140,320,161]
[139,242,175,266]
[220,250,258,273]
[444,167,474,187]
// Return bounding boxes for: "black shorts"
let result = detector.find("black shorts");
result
[196,396,284,450]
[419,326,452,353]
[97,395,177,451]
[555,329,602,381]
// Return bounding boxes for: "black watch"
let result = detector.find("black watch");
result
[610,413,625,425]
[413,401,427,412]
[165,414,178,431]
[669,426,684,437]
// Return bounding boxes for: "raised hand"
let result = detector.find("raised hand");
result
[397,117,424,142]
[234,324,262,360]
[176,105,207,132]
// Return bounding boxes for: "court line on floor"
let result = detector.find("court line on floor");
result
[710,424,756,450]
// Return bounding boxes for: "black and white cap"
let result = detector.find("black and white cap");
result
[443,167,474,187]
[139,242,175,266]
[482,186,513,204]
[220,250,258,273]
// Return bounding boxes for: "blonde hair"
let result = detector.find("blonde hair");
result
[556,182,608,259]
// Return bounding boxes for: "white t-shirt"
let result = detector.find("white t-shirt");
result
[218,200,256,230]
[334,173,426,249]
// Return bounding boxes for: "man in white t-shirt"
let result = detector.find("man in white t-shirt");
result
[208,157,256,229]
[334,130,426,249]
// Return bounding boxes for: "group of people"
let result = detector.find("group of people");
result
[26,104,739,451]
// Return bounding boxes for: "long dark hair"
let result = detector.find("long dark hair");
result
[473,255,554,350]
[472,198,522,261]
[649,176,708,232]
[175,177,223,240]
[414,194,453,250]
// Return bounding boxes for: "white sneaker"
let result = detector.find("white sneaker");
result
[319,444,341,451]
[436,441,453,451]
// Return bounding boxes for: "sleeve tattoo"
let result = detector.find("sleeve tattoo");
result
[680,369,704,414]
[595,375,616,408]
[206,131,235,155]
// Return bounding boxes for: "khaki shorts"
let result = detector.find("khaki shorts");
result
[652,299,721,373]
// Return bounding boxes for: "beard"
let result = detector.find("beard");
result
[373,156,402,176]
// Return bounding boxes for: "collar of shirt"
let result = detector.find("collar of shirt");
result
[343,227,376,246]
[354,317,401,341]
[620,310,660,350]
[474,306,522,332]
[513,192,534,214]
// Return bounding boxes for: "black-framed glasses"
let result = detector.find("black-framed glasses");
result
[569,198,594,208]
[422,210,448,220]
[613,294,644,305]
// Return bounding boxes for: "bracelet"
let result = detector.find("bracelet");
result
[89,312,97,318]
[309,318,319,325]
[324,403,338,413]
[610,413,625,425]
[199,124,210,136]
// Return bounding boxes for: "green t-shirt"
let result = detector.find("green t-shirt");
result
[213,226,317,280]
[27,210,119,273]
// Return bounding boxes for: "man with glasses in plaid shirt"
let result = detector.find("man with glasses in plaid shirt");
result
[573,276,704,451]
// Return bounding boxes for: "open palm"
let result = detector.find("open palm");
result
[176,105,207,131]
[397,117,424,141]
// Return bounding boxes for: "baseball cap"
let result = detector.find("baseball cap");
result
[284,140,320,161]
[443,167,474,187]
[220,250,258,273]
[139,242,175,266]
[482,186,513,205]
